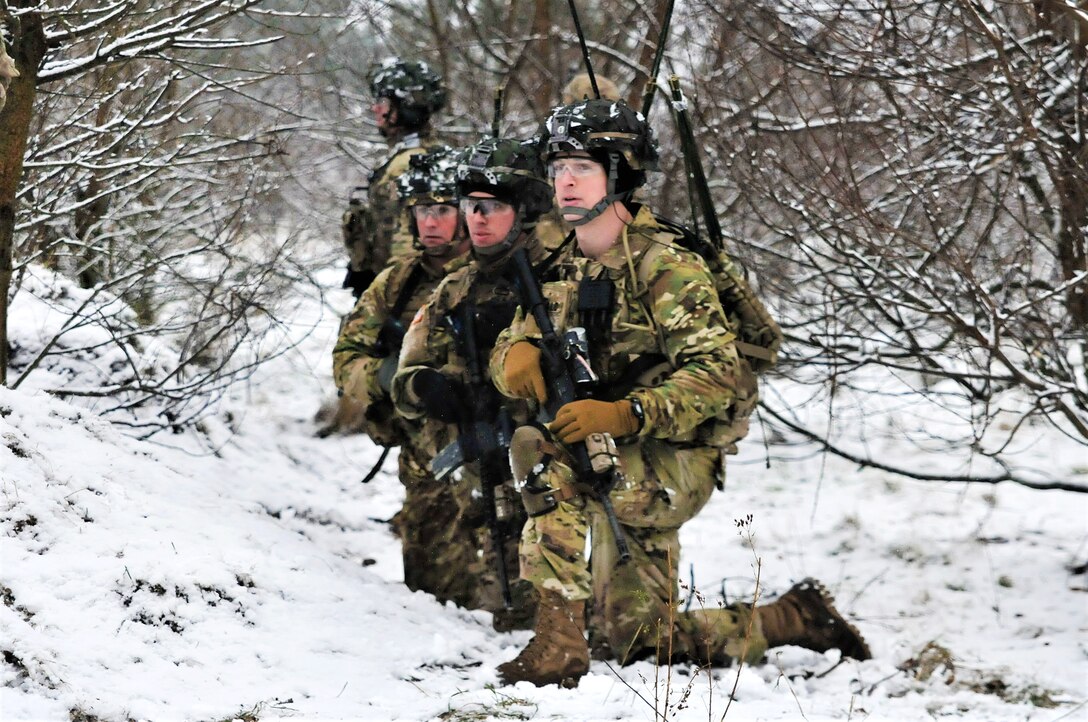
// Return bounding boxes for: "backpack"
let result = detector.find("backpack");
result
[636,220,783,454]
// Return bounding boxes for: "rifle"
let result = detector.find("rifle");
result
[360,264,424,483]
[428,300,516,608]
[511,247,631,562]
[342,186,376,298]
[372,318,406,358]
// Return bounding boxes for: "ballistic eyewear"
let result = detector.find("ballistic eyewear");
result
[412,204,458,221]
[547,158,603,179]
[459,198,513,217]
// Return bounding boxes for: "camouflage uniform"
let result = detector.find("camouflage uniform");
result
[342,58,446,298]
[390,138,562,630]
[343,136,437,283]
[390,248,550,628]
[492,205,767,664]
[335,251,491,601]
[334,145,507,613]
[495,102,868,686]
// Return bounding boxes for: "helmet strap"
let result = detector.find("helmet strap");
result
[562,151,629,226]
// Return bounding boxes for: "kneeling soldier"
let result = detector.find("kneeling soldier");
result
[490,99,870,687]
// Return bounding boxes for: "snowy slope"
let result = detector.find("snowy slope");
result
[2,267,1086,722]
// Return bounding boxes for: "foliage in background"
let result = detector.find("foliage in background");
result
[1,0,1084,483]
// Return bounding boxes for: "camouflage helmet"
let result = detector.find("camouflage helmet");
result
[399,147,467,254]
[398,146,459,207]
[369,57,446,128]
[543,98,659,174]
[542,99,658,224]
[455,137,552,223]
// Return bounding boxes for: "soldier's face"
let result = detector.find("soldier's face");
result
[412,204,460,249]
[462,192,516,248]
[372,97,395,133]
[550,155,607,222]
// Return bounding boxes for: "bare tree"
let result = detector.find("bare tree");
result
[0,1,329,435]
[673,0,1086,487]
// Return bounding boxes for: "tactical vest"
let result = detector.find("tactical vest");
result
[342,134,434,296]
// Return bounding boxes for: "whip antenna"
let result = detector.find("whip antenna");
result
[641,0,676,116]
[566,0,600,98]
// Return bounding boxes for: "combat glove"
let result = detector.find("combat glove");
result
[504,341,547,403]
[550,399,639,444]
[410,368,464,424]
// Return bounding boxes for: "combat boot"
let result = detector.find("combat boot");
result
[757,578,871,660]
[497,590,589,688]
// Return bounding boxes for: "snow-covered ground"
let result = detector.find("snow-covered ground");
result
[2,266,1086,722]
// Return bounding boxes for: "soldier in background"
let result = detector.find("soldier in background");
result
[342,58,446,300]
[0,35,19,113]
[491,99,870,687]
[333,147,493,611]
[560,72,620,105]
[320,58,447,438]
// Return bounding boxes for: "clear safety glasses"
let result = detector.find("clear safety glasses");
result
[411,204,458,221]
[547,158,603,179]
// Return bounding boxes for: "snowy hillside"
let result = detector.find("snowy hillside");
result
[2,267,1086,722]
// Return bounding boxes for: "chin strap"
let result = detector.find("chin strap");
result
[563,192,629,226]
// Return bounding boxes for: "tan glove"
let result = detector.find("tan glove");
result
[550,399,639,444]
[504,341,547,403]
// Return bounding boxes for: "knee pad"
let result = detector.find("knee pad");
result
[510,425,578,517]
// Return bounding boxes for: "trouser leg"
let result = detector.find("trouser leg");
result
[393,448,481,607]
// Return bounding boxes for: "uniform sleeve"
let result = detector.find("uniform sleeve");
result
[331,265,397,408]
[632,250,740,439]
[488,307,542,399]
[391,286,457,421]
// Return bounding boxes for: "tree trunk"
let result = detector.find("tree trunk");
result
[0,10,45,385]
[1055,136,1088,331]
[626,0,673,112]
[529,0,554,113]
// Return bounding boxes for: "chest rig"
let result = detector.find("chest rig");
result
[576,272,616,381]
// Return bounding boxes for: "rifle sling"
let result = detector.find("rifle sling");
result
[598,353,671,402]
[389,262,426,324]
[533,230,575,280]
[733,340,775,363]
